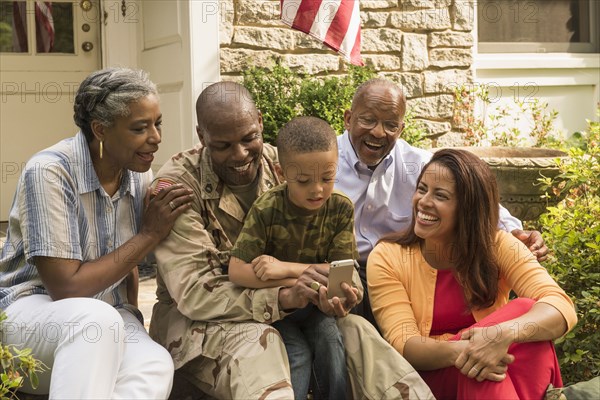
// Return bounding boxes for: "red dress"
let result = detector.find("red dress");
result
[419,269,563,400]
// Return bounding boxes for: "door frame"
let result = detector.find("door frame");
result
[101,0,221,151]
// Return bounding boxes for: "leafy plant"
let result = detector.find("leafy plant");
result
[400,107,429,149]
[299,66,376,136]
[1,311,47,399]
[453,84,561,147]
[243,63,304,145]
[242,63,429,147]
[0,22,11,53]
[538,111,600,384]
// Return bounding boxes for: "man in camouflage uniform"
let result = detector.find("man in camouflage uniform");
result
[149,81,433,399]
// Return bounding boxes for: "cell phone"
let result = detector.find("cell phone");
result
[327,259,358,299]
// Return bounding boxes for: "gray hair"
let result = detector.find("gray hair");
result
[73,67,158,141]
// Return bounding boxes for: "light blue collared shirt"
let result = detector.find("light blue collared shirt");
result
[335,132,522,264]
[0,132,152,313]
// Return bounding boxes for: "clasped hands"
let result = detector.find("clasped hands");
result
[454,326,515,382]
[278,265,358,318]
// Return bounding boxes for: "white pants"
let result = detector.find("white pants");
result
[3,295,174,399]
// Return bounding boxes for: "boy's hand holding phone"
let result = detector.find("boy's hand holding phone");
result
[327,259,359,300]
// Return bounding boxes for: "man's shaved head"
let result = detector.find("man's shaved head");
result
[196,81,259,133]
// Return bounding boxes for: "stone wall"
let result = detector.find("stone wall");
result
[219,0,476,145]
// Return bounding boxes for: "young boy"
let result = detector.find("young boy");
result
[229,116,362,400]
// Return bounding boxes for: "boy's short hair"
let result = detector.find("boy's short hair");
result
[276,116,338,167]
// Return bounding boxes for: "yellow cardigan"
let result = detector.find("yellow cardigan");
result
[367,230,577,355]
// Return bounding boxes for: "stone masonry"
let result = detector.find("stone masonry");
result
[219,0,476,146]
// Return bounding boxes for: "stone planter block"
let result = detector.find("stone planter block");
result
[452,147,568,221]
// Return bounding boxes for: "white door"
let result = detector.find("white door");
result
[138,0,220,171]
[0,0,101,220]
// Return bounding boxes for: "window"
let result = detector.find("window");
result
[478,0,599,53]
[0,0,74,54]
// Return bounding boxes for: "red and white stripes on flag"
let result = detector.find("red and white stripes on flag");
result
[152,178,176,196]
[35,1,55,53]
[12,1,55,53]
[280,0,364,66]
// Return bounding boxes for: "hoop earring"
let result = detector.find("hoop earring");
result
[99,140,104,159]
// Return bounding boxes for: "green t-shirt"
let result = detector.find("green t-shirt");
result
[231,183,358,264]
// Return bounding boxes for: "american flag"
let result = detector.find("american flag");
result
[35,1,55,53]
[152,178,177,196]
[280,0,363,66]
[12,1,55,53]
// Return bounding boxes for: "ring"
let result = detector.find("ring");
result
[169,200,176,210]
[470,366,480,375]
[310,281,321,292]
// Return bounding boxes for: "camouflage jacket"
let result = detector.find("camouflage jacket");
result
[148,143,285,369]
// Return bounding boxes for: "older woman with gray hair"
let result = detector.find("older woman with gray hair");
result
[0,67,192,398]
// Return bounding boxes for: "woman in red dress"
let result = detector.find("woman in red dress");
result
[368,149,577,399]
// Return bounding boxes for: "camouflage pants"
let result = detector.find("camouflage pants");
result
[337,314,435,400]
[179,316,433,400]
[179,321,294,399]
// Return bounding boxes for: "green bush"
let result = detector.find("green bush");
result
[539,113,600,385]
[243,63,304,145]
[298,66,377,136]
[242,63,428,147]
